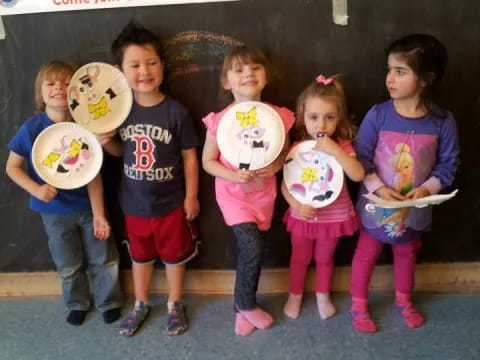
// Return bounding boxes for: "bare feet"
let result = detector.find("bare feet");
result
[283,293,303,319]
[316,292,336,319]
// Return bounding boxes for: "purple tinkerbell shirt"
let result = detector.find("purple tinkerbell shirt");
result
[355,100,459,244]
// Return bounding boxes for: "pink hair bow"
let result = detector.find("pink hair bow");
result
[315,74,333,85]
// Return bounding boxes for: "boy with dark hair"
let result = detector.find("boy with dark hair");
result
[102,22,200,336]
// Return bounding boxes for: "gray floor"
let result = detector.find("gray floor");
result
[1,292,479,360]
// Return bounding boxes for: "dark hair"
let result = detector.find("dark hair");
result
[386,34,448,110]
[34,60,76,113]
[295,75,356,142]
[219,46,270,104]
[111,22,164,67]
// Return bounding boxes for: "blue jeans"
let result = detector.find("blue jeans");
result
[232,222,266,311]
[41,211,122,312]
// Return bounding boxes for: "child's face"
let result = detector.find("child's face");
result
[386,53,423,102]
[121,44,164,96]
[41,74,71,113]
[304,96,339,139]
[223,60,267,102]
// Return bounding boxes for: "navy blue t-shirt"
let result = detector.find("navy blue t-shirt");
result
[117,96,199,217]
[8,113,90,214]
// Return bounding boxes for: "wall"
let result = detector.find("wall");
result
[0,0,478,272]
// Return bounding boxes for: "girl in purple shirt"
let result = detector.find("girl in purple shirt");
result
[351,34,459,333]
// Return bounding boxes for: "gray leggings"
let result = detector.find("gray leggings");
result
[232,222,266,311]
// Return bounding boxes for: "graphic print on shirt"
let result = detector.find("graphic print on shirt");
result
[119,124,174,182]
[236,107,269,170]
[380,143,414,238]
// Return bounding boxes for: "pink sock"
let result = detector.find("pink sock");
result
[239,307,274,329]
[350,298,376,333]
[235,313,256,336]
[396,292,425,328]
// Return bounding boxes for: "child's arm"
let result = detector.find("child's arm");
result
[97,130,123,157]
[406,113,460,199]
[87,174,111,240]
[255,138,291,178]
[5,151,58,202]
[281,179,316,220]
[182,148,200,221]
[202,132,255,183]
[314,137,365,182]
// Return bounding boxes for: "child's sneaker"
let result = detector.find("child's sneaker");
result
[119,301,150,337]
[166,302,188,336]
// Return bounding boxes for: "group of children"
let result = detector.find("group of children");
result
[5,22,459,337]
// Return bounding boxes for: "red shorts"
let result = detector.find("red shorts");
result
[125,207,198,265]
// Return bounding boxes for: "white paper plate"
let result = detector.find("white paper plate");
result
[68,62,132,133]
[32,122,103,190]
[217,101,285,170]
[363,189,458,210]
[283,140,344,208]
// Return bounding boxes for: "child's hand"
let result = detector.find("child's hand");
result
[296,204,317,220]
[184,196,200,221]
[374,186,406,201]
[32,184,58,203]
[313,136,341,156]
[255,164,275,178]
[406,186,430,199]
[96,130,117,145]
[231,169,255,184]
[93,214,111,240]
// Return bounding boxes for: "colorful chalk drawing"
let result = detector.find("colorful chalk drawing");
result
[165,31,243,79]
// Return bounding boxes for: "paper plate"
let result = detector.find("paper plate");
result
[32,122,103,190]
[283,140,344,208]
[217,101,285,170]
[68,62,132,133]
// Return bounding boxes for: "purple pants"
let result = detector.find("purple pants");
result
[350,229,422,299]
[289,233,340,294]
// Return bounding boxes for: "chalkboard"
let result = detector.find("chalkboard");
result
[1,0,479,272]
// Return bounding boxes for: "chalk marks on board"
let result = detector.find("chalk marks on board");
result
[165,31,243,79]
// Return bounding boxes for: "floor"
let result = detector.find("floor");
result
[1,292,479,360]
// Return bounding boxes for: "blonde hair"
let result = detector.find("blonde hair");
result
[34,61,76,113]
[294,74,356,142]
[219,46,270,104]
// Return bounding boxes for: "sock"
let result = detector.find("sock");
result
[316,292,336,320]
[396,292,425,328]
[66,310,87,326]
[350,298,376,333]
[102,308,121,324]
[135,300,149,310]
[238,307,274,329]
[235,313,256,336]
[284,293,303,319]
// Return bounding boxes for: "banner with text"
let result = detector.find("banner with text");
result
[0,0,237,16]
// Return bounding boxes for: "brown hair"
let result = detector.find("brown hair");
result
[219,46,270,104]
[34,61,76,113]
[294,75,356,142]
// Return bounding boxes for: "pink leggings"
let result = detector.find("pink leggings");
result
[350,229,422,299]
[289,233,340,294]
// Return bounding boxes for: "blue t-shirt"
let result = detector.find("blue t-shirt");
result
[117,96,199,217]
[8,112,90,214]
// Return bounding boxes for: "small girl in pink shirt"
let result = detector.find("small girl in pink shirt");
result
[202,46,294,336]
[282,75,364,320]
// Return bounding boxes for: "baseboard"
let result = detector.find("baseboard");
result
[1,262,480,297]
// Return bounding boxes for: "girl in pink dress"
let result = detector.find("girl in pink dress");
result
[202,46,295,336]
[282,75,364,320]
